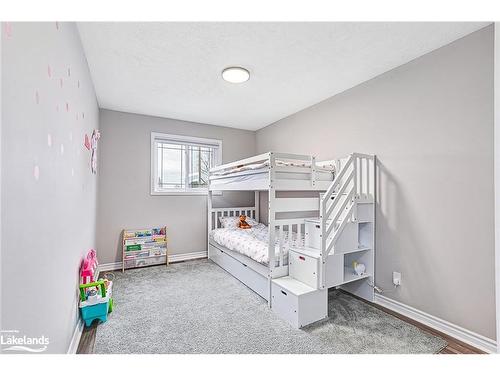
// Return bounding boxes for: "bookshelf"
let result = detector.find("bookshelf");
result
[122,227,168,272]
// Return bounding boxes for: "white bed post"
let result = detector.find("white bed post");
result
[207,190,213,258]
[268,152,276,307]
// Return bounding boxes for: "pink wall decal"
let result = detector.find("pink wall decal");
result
[33,165,40,181]
[3,23,12,38]
[84,134,91,150]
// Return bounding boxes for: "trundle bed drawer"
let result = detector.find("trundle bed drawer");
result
[209,245,268,299]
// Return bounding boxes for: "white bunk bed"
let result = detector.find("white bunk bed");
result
[208,152,376,329]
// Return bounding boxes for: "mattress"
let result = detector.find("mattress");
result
[211,159,335,176]
[210,224,304,266]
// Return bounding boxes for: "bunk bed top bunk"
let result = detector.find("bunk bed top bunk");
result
[209,152,337,191]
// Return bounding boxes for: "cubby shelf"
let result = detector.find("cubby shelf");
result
[338,246,371,255]
[343,267,371,283]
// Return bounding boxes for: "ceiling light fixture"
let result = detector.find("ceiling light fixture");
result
[222,67,250,83]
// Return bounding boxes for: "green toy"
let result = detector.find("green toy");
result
[79,280,113,327]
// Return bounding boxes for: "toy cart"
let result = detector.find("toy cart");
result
[79,280,113,327]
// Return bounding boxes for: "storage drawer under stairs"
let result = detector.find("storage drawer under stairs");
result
[271,276,327,329]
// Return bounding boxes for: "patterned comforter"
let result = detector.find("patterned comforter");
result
[210,224,304,265]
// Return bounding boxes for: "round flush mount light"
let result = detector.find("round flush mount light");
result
[222,66,250,83]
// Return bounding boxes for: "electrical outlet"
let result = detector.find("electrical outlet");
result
[393,271,401,286]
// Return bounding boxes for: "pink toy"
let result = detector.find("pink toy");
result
[80,249,99,285]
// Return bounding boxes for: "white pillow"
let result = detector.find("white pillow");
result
[219,216,259,229]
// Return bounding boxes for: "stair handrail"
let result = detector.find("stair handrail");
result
[324,187,355,240]
[321,154,356,255]
[319,152,376,290]
[322,154,354,205]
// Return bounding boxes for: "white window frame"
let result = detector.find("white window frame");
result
[150,132,222,196]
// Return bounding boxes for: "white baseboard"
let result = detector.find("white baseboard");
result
[67,318,84,354]
[169,250,207,263]
[98,250,208,272]
[98,261,123,272]
[374,294,497,354]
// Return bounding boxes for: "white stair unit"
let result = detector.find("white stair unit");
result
[271,153,376,328]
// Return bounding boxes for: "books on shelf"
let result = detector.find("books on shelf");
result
[124,238,167,247]
[123,227,166,239]
[122,226,168,271]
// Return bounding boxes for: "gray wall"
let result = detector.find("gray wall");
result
[256,26,496,339]
[97,109,255,264]
[1,23,99,353]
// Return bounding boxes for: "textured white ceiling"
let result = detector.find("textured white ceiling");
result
[77,22,489,130]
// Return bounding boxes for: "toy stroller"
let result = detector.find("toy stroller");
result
[79,279,113,327]
[78,250,113,327]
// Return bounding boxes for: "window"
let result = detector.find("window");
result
[151,132,222,195]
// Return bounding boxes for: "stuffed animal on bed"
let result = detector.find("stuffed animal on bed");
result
[238,215,252,229]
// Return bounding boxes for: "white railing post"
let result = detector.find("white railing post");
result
[310,156,317,188]
[207,190,212,257]
[352,154,358,222]
[358,155,364,199]
[268,152,276,307]
[320,192,326,289]
[367,157,370,199]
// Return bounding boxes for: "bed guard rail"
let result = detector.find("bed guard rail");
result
[209,152,327,189]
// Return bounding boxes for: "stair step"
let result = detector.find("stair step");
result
[320,192,349,199]
[271,277,328,329]
[289,246,321,258]
[272,276,317,295]
[305,217,345,226]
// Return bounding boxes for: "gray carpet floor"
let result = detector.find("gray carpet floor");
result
[94,259,446,354]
